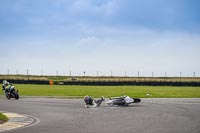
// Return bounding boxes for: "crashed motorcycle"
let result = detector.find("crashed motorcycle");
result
[3,85,19,100]
[106,95,141,106]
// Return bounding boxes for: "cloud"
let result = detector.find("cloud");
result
[0,0,200,76]
[67,0,119,27]
[1,0,200,39]
[69,0,117,15]
[49,28,200,76]
[1,28,200,76]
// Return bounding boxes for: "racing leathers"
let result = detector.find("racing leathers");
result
[84,95,104,108]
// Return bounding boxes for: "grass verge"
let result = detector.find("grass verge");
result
[0,113,8,124]
[0,84,200,98]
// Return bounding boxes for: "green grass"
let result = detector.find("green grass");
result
[0,113,8,122]
[0,84,200,98]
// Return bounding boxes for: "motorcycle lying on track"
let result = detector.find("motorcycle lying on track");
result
[3,85,19,100]
[106,95,141,106]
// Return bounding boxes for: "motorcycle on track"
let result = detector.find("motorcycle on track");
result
[4,86,19,100]
[106,95,141,106]
[2,80,19,100]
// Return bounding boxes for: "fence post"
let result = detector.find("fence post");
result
[69,70,71,77]
[41,69,43,76]
[83,71,86,77]
[27,69,29,76]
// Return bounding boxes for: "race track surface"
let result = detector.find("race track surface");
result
[0,97,200,133]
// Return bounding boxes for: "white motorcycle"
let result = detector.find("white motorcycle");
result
[106,95,141,106]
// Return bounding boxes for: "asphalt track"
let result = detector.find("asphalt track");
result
[0,97,200,133]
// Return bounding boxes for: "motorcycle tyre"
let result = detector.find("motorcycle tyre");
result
[12,90,19,100]
[133,98,141,103]
[5,92,10,100]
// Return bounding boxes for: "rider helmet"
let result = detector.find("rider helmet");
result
[84,95,93,104]
[3,80,7,84]
[3,80,9,86]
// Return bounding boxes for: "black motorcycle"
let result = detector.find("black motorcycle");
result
[3,86,19,100]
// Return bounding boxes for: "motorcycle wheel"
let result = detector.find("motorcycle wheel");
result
[133,98,141,103]
[6,94,10,100]
[12,91,19,100]
[4,90,10,99]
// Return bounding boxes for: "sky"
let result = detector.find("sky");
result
[0,0,200,77]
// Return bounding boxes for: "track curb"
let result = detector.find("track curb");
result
[0,112,39,132]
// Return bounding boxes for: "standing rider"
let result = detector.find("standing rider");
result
[84,95,105,108]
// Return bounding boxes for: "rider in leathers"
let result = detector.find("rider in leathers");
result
[84,95,105,108]
[2,80,14,96]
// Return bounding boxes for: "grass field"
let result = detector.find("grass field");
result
[0,84,200,98]
[0,113,8,123]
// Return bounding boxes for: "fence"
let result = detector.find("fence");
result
[1,79,200,86]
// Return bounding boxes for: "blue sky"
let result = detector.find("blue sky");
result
[0,0,200,76]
